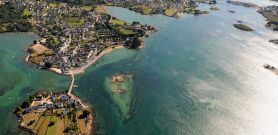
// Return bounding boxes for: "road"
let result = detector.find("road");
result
[67,71,75,95]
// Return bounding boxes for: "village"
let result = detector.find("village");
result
[13,91,96,135]
[2,0,156,75]
[105,0,217,17]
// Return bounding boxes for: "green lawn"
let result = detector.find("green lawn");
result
[49,3,58,8]
[64,17,85,27]
[111,19,126,25]
[46,116,58,135]
[23,9,32,16]
[142,6,152,15]
[106,2,114,6]
[118,28,135,35]
[81,6,93,11]
[165,8,176,16]
[37,116,51,135]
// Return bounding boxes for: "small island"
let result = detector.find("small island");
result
[233,23,253,31]
[264,64,278,75]
[13,91,96,135]
[104,73,134,119]
[269,39,278,45]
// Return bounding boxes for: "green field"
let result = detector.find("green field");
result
[64,17,85,27]
[33,116,46,132]
[141,6,152,15]
[46,116,58,135]
[165,8,176,16]
[23,9,32,16]
[37,116,51,135]
[81,6,93,11]
[49,3,58,8]
[118,28,135,35]
[111,19,126,25]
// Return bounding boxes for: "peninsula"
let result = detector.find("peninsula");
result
[1,0,157,75]
[13,91,96,135]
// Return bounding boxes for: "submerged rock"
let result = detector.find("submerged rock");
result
[228,10,236,13]
[233,24,253,31]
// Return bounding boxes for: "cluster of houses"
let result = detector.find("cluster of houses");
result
[6,0,155,74]
[104,0,217,15]
[24,92,82,113]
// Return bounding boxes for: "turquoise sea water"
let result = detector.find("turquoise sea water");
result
[1,0,278,134]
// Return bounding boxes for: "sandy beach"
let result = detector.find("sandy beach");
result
[69,45,124,75]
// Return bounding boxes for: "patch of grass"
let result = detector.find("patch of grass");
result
[23,9,32,17]
[107,2,114,6]
[142,6,152,15]
[46,116,58,135]
[118,28,135,35]
[111,19,125,25]
[81,6,93,11]
[95,5,106,13]
[49,3,57,8]
[77,111,88,134]
[165,8,176,16]
[33,115,46,132]
[37,116,51,135]
[64,17,85,27]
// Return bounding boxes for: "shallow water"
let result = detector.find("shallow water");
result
[0,33,70,134]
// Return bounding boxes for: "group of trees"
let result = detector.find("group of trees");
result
[0,3,32,33]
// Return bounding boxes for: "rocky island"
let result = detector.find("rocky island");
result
[264,64,278,75]
[233,23,253,31]
[13,91,96,135]
[269,39,278,45]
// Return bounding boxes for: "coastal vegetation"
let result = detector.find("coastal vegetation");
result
[0,3,32,33]
[13,92,96,135]
[165,8,176,17]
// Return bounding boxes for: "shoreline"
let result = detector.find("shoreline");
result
[24,44,125,76]
[69,45,124,75]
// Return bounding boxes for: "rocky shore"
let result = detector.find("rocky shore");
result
[258,6,278,31]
